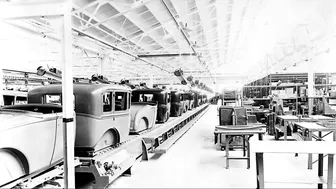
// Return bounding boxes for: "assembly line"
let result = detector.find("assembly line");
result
[0,66,211,189]
[2,0,336,189]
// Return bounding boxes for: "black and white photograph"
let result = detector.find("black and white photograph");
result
[0,0,336,188]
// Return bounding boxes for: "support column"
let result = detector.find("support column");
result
[0,63,3,106]
[331,73,336,92]
[0,22,4,106]
[101,53,109,76]
[61,4,75,188]
[147,74,153,88]
[308,48,314,115]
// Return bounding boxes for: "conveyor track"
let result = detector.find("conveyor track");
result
[1,104,209,189]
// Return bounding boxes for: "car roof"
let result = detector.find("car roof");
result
[29,83,131,95]
[1,103,62,113]
[132,88,167,93]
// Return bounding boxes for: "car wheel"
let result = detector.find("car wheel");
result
[0,149,26,186]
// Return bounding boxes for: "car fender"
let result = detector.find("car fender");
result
[131,104,157,132]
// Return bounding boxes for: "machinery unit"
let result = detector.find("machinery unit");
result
[218,106,248,125]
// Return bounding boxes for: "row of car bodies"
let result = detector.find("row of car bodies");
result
[0,83,131,186]
[131,88,205,122]
[0,82,208,186]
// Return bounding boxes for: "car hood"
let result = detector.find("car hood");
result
[0,110,47,131]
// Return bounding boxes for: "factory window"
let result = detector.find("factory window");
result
[115,92,127,111]
[103,92,112,112]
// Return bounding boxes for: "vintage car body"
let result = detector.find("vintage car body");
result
[129,102,157,133]
[28,83,131,155]
[181,92,189,113]
[131,89,170,123]
[192,92,199,108]
[170,91,184,117]
[196,93,203,106]
[202,94,208,104]
[0,104,73,186]
[182,92,194,111]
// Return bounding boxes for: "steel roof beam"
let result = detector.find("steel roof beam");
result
[72,5,173,74]
[160,0,215,84]
[138,53,196,58]
[194,0,219,69]
[108,1,172,50]
[82,0,155,31]
[73,27,171,73]
[127,1,217,41]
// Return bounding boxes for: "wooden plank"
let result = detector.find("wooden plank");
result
[328,154,334,189]
[214,128,265,135]
[291,133,305,141]
[215,123,266,129]
[256,153,265,189]
[310,115,335,121]
[265,172,328,184]
[295,122,336,132]
[251,141,336,154]
[278,115,299,120]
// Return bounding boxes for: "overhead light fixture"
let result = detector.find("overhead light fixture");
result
[193,41,200,48]
[182,23,192,32]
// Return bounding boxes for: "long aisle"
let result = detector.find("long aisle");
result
[110,105,256,188]
[109,105,334,188]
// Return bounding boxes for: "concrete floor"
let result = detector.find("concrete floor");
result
[108,105,335,188]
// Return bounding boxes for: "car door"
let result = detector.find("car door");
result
[49,95,76,164]
[112,91,131,142]
[49,113,64,163]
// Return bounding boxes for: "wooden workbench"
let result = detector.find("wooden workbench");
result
[275,115,333,141]
[274,115,309,140]
[214,124,266,169]
[309,115,335,121]
[251,141,336,189]
[293,122,336,169]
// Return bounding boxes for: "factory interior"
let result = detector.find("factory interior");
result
[1,0,336,188]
